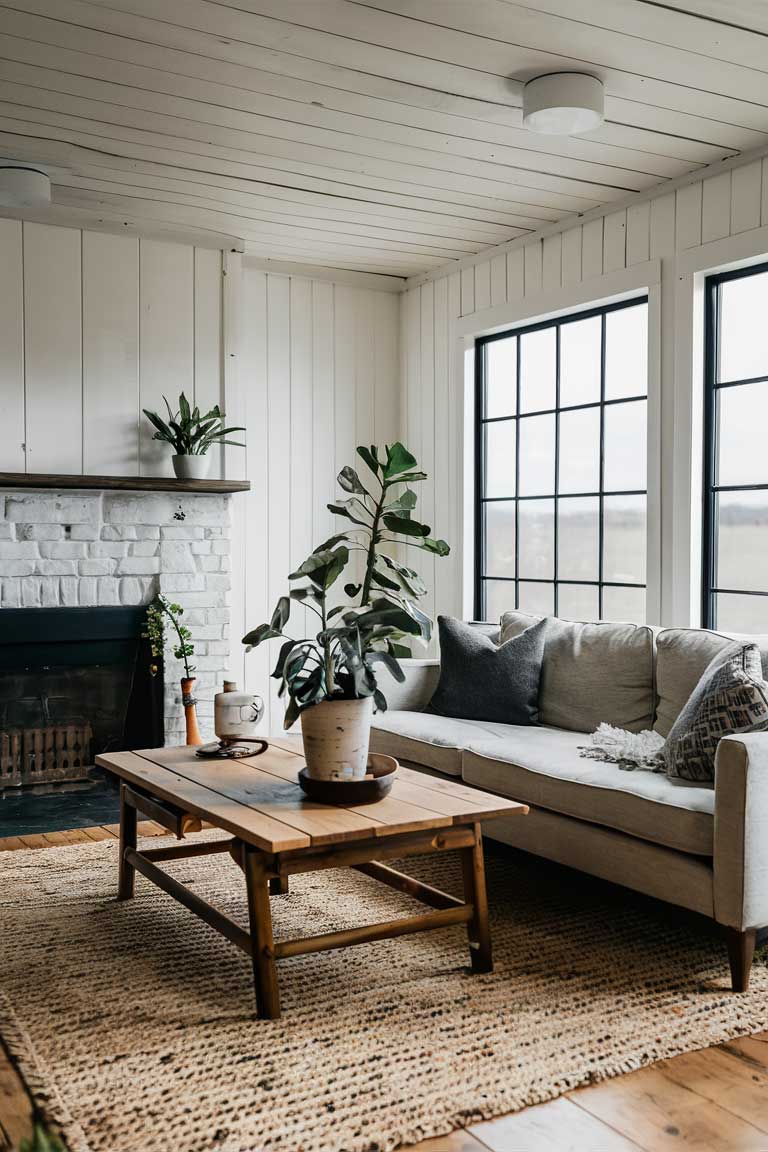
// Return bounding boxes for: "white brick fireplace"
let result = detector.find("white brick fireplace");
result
[0,489,233,744]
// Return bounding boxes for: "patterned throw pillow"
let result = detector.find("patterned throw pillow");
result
[664,642,768,783]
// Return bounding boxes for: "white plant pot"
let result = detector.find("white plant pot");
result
[172,454,210,481]
[299,697,374,781]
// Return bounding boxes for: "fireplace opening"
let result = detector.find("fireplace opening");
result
[0,607,163,837]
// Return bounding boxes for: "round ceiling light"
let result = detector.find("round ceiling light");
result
[523,72,604,135]
[0,166,52,208]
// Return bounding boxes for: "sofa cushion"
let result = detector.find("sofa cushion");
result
[462,725,714,856]
[663,642,768,782]
[654,628,768,736]
[500,611,655,734]
[369,711,540,777]
[429,615,547,724]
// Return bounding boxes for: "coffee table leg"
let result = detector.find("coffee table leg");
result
[243,844,281,1019]
[117,782,137,901]
[461,823,492,973]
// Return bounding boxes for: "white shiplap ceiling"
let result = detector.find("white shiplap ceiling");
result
[1,0,768,278]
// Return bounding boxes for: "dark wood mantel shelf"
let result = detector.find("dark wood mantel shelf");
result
[0,472,250,494]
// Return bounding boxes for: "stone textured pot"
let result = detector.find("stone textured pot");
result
[300,696,374,781]
[172,454,210,481]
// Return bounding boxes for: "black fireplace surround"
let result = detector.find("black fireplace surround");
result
[0,606,164,777]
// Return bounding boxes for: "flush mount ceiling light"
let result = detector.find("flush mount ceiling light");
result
[523,72,604,135]
[0,165,51,208]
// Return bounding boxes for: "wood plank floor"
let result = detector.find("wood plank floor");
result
[0,826,765,1152]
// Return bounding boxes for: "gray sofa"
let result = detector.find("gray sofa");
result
[370,611,768,992]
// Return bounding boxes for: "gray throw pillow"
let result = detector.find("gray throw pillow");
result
[429,615,546,724]
[664,641,768,783]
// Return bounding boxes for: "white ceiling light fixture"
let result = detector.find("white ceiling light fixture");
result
[523,72,604,135]
[0,165,52,208]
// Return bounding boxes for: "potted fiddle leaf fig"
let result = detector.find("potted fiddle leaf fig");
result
[242,442,450,780]
[143,392,245,480]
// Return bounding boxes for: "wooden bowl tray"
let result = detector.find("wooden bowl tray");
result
[298,753,398,805]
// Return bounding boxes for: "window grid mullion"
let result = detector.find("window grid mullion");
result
[598,313,607,620]
[554,324,561,616]
[514,336,521,610]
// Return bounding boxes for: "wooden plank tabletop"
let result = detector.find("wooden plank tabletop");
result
[97,742,525,854]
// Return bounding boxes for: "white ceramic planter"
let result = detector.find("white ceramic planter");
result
[300,696,374,781]
[172,454,210,481]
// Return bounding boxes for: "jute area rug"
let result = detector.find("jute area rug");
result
[2,835,767,1152]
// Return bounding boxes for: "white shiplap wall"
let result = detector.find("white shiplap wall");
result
[232,262,400,733]
[400,155,768,630]
[0,219,225,477]
[0,223,401,734]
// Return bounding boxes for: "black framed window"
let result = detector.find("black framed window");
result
[475,297,649,623]
[703,261,768,632]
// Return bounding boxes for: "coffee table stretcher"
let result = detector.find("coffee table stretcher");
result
[100,747,525,1020]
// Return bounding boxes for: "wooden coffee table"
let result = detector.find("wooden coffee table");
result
[97,740,527,1019]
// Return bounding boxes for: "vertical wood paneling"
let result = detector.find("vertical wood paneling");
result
[524,240,543,295]
[603,210,627,272]
[626,202,651,265]
[374,291,399,446]
[561,226,582,286]
[139,239,193,476]
[0,220,24,472]
[419,280,436,630]
[581,218,604,280]
[701,172,732,242]
[82,232,139,476]
[312,279,336,549]
[460,266,475,316]
[266,273,291,723]
[542,233,562,291]
[730,161,762,233]
[193,247,223,478]
[433,275,450,625]
[334,285,357,484]
[404,287,421,457]
[506,248,524,301]
[289,276,313,636]
[23,223,82,474]
[242,267,269,722]
[675,182,703,249]
[447,271,462,620]
[474,260,491,311]
[650,193,676,257]
[490,253,506,306]
[355,288,376,450]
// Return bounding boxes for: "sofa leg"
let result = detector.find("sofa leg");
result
[725,928,757,992]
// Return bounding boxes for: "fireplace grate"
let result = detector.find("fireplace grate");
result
[0,724,93,787]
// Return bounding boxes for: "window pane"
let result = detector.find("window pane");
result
[484,501,516,578]
[715,592,768,634]
[519,414,555,496]
[485,337,516,418]
[518,581,554,615]
[520,327,556,412]
[559,407,600,494]
[603,495,646,584]
[715,491,768,593]
[603,400,647,492]
[605,304,647,399]
[719,271,768,383]
[560,315,600,407]
[557,583,599,621]
[483,579,515,625]
[484,421,516,497]
[602,584,645,623]
[518,498,554,579]
[558,496,599,581]
[716,383,768,487]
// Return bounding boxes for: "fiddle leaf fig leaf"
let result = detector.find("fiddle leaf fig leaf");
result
[419,536,451,556]
[383,441,417,479]
[356,445,379,476]
[270,595,290,632]
[337,466,369,496]
[382,513,430,537]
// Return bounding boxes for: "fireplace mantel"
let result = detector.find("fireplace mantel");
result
[0,472,250,494]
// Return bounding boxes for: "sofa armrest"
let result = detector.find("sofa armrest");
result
[375,658,440,713]
[714,732,768,929]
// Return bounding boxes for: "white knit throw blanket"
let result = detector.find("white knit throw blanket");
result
[579,723,666,772]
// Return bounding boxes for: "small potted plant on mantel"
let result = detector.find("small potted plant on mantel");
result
[243,442,449,780]
[143,392,246,480]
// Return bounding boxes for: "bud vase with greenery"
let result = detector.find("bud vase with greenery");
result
[243,442,450,779]
[145,595,202,746]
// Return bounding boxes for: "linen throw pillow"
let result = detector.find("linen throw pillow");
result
[429,615,547,724]
[664,641,768,783]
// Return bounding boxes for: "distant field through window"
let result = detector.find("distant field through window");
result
[704,262,768,632]
[475,298,649,625]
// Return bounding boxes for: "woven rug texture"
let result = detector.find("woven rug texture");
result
[1,835,767,1152]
